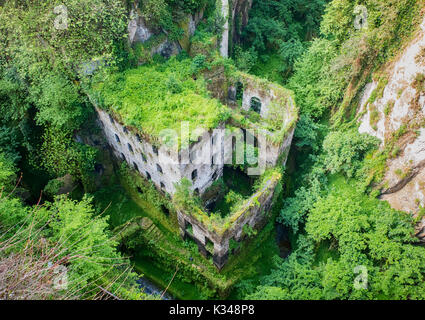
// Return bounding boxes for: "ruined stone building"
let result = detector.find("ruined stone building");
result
[91,0,298,270]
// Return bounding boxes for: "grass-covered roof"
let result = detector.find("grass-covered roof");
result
[91,57,231,141]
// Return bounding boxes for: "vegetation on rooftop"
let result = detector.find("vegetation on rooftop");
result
[91,57,232,143]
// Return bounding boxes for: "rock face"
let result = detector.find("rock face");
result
[220,0,253,57]
[358,18,425,239]
[128,0,253,60]
[128,9,153,44]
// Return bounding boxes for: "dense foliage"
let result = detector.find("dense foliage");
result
[0,0,129,192]
[1,0,425,301]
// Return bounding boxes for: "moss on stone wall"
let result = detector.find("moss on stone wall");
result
[91,56,231,144]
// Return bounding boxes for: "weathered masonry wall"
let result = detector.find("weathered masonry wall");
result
[227,77,297,168]
[177,176,279,270]
[96,107,223,195]
[266,128,295,167]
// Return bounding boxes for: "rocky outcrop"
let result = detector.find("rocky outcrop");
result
[230,0,253,46]
[127,6,181,59]
[358,18,425,239]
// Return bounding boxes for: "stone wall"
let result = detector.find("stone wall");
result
[220,0,230,58]
[268,128,295,167]
[95,107,222,195]
[177,175,280,270]
[241,86,274,119]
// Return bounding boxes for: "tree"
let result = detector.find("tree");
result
[0,0,128,189]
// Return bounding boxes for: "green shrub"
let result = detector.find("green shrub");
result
[322,129,380,178]
[43,179,65,198]
[92,57,231,143]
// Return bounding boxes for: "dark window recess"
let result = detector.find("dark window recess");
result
[156,164,163,174]
[250,97,262,114]
[136,134,142,142]
[212,171,217,180]
[115,134,120,143]
[211,156,214,167]
[146,172,151,181]
[121,153,126,161]
[152,145,159,156]
[245,130,258,147]
[123,127,128,134]
[160,182,166,190]
[161,205,170,217]
[236,82,244,101]
[128,143,134,153]
[109,114,115,124]
[141,153,147,162]
[191,169,198,181]
[133,162,139,171]
[194,188,199,196]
